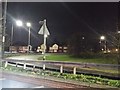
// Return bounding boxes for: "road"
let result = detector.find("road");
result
[0,79,44,88]
[0,72,45,89]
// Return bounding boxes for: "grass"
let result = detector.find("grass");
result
[4,53,119,79]
[38,54,118,64]
[38,54,119,75]
[5,53,118,64]
[77,67,120,75]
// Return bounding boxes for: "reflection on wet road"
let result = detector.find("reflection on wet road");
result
[0,78,44,89]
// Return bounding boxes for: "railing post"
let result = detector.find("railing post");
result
[23,63,26,69]
[43,64,45,70]
[73,67,76,75]
[60,65,63,74]
[5,61,8,68]
[16,63,18,67]
[32,65,35,71]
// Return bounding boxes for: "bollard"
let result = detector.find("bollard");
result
[32,65,35,71]
[5,61,8,68]
[60,65,63,74]
[73,67,76,75]
[23,63,26,69]
[16,63,18,67]
[43,64,45,70]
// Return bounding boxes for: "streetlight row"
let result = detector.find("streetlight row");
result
[99,31,120,53]
[11,20,32,53]
[16,20,31,27]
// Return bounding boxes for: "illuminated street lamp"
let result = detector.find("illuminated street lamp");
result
[26,22,31,53]
[116,49,118,52]
[16,20,23,26]
[100,36,105,40]
[118,31,120,34]
[26,22,31,27]
[100,35,107,53]
[10,20,23,53]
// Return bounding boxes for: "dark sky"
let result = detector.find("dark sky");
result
[6,2,118,47]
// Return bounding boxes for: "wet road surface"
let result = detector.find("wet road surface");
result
[1,71,87,88]
[0,78,44,89]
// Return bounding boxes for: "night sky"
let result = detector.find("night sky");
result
[6,2,118,48]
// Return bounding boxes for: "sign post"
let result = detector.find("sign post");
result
[38,19,50,60]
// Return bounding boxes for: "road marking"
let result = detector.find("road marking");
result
[32,86,44,88]
[0,78,6,80]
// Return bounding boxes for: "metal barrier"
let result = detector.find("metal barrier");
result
[1,59,120,79]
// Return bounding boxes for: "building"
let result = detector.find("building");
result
[9,45,32,53]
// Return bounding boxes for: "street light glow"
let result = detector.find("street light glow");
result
[100,36,105,40]
[16,20,23,26]
[116,49,118,52]
[118,31,120,34]
[26,22,31,27]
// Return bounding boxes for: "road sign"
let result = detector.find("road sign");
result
[38,19,50,36]
[38,19,50,60]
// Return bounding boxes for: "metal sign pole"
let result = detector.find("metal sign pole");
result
[43,19,46,60]
[38,19,50,60]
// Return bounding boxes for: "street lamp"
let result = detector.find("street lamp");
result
[100,35,107,53]
[26,22,31,53]
[16,20,23,27]
[118,31,120,34]
[100,36,105,40]
[10,20,23,53]
[26,22,31,27]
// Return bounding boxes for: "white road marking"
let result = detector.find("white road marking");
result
[0,78,5,80]
[32,86,44,88]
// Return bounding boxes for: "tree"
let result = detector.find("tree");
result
[67,33,99,57]
[106,31,120,64]
[4,34,11,51]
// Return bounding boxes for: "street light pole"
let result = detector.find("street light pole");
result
[26,22,31,53]
[43,19,47,60]
[10,23,13,53]
[38,19,50,60]
[28,27,31,53]
[104,40,107,53]
[100,35,107,53]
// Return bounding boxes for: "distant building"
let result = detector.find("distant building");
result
[37,44,46,53]
[9,45,32,53]
[49,44,59,53]
[37,43,68,53]
[49,44,68,53]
